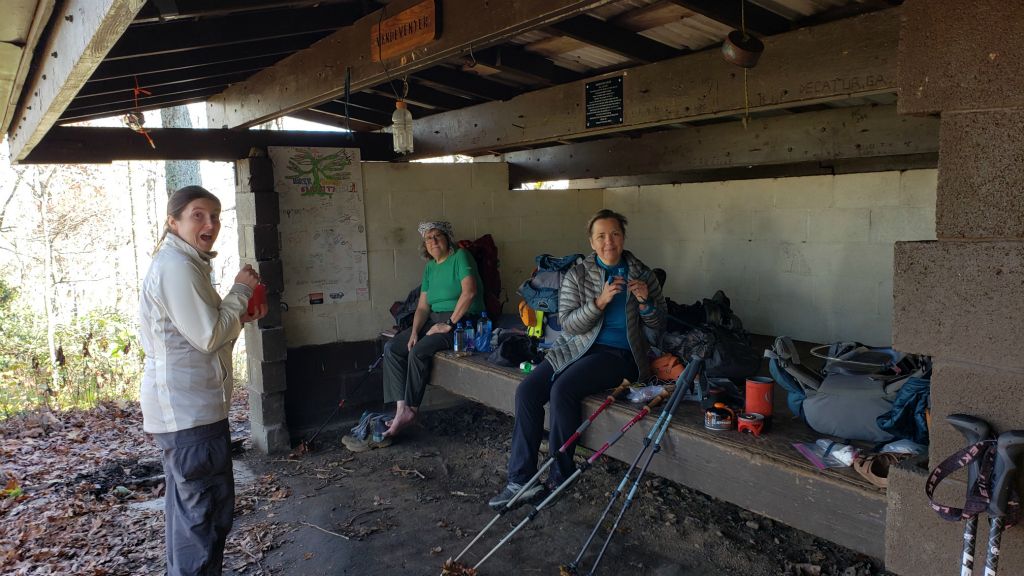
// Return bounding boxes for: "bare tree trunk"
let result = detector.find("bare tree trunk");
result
[127,164,142,304]
[160,106,202,195]
[36,168,61,394]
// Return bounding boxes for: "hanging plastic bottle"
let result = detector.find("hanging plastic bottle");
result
[476,311,493,353]
[464,319,476,353]
[391,100,414,154]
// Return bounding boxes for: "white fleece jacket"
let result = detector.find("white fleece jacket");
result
[139,233,253,434]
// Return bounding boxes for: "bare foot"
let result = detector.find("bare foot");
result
[384,407,417,437]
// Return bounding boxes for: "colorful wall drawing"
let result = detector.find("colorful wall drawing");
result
[269,146,369,307]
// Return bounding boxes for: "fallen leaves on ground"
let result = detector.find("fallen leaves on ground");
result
[441,557,478,575]
[0,390,276,575]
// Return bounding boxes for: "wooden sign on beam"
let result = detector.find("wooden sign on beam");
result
[371,0,439,62]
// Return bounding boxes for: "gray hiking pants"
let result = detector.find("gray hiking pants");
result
[383,312,455,407]
[153,419,234,576]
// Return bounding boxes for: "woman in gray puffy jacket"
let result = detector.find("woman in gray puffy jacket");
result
[139,185,267,575]
[489,209,666,510]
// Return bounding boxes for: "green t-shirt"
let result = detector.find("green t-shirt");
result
[422,248,485,314]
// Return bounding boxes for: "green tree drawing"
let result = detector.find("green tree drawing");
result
[285,148,351,197]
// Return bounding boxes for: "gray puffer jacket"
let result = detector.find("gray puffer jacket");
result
[545,251,666,381]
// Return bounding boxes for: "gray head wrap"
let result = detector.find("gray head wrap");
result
[417,221,454,239]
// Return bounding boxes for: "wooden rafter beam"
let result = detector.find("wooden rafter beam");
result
[549,14,682,63]
[206,0,617,129]
[22,126,396,164]
[91,37,311,81]
[70,70,254,108]
[665,0,791,35]
[79,55,282,97]
[60,87,225,123]
[363,84,473,111]
[106,3,359,60]
[411,9,899,158]
[483,104,937,186]
[132,0,363,24]
[413,67,519,101]
[474,46,584,86]
[8,0,147,162]
[290,108,383,132]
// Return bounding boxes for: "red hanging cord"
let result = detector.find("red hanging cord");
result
[123,76,156,149]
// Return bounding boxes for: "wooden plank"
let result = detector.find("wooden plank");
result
[431,353,887,559]
[105,3,358,60]
[410,9,900,158]
[550,14,682,63]
[206,0,615,129]
[8,0,147,162]
[1,0,55,136]
[370,0,438,62]
[666,0,791,35]
[21,126,396,164]
[547,153,939,189]
[486,104,938,185]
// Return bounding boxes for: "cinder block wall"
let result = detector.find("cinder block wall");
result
[886,2,1024,575]
[608,170,937,345]
[324,162,606,343]
[286,162,936,348]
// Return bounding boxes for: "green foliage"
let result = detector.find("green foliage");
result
[0,276,142,418]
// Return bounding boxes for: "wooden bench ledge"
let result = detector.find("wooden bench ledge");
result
[430,351,886,560]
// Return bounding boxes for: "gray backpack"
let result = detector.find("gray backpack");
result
[766,337,925,442]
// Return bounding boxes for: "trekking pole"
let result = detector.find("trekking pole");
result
[583,359,703,576]
[564,357,702,575]
[301,352,385,450]
[946,414,991,576]
[450,380,632,566]
[470,384,679,572]
[983,430,1024,576]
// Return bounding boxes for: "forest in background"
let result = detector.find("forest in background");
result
[0,105,244,418]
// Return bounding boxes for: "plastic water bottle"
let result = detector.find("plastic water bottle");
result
[453,321,466,354]
[476,312,493,353]
[464,320,476,352]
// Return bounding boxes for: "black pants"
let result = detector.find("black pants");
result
[382,312,455,408]
[153,419,234,576]
[508,345,639,485]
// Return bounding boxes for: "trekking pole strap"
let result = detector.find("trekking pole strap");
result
[927,440,995,521]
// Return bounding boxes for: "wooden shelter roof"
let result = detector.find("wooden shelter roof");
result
[2,0,910,173]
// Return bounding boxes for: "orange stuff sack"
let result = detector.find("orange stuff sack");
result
[652,353,684,381]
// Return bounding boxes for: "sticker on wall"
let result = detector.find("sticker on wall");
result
[309,292,325,305]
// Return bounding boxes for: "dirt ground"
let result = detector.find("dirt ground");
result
[0,392,892,576]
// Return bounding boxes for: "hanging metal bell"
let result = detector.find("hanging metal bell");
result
[721,30,764,68]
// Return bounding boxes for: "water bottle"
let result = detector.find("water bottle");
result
[464,320,476,352]
[476,312,493,353]
[453,321,465,354]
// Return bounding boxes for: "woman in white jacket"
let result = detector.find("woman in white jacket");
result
[139,185,267,576]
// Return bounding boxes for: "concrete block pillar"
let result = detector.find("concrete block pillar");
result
[235,154,290,454]
[888,2,1024,574]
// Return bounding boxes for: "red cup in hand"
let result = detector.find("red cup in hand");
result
[247,284,266,316]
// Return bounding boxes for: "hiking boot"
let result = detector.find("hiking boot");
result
[488,481,547,512]
[341,433,392,452]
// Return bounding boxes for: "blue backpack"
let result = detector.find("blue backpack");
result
[516,253,583,323]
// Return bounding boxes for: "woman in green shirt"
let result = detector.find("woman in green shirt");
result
[381,221,484,439]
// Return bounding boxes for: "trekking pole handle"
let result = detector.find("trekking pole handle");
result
[560,380,631,452]
[947,414,992,489]
[990,431,1024,516]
